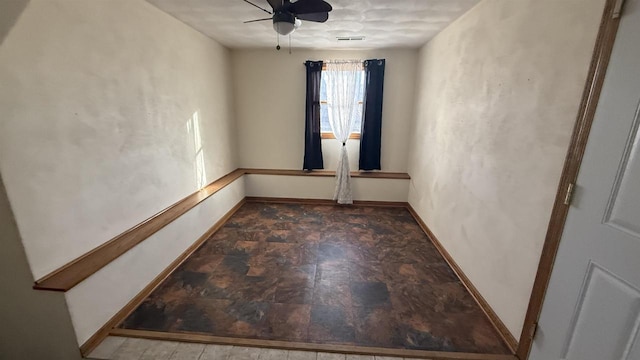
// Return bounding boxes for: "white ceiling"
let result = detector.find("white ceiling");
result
[146,0,480,49]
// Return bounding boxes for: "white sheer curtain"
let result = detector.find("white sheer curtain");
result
[324,60,362,204]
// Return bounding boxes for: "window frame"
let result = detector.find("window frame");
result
[319,64,364,140]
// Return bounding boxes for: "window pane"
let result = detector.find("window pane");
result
[351,104,363,133]
[320,104,331,132]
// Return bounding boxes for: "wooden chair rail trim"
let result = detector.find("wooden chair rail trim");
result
[34,168,408,292]
[407,204,518,353]
[34,169,245,292]
[79,199,246,356]
[241,168,411,180]
[109,328,516,360]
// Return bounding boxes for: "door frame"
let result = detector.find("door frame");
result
[516,0,625,358]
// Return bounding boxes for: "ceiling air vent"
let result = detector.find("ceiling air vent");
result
[337,36,365,41]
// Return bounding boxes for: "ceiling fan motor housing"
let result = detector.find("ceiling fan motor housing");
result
[273,10,296,35]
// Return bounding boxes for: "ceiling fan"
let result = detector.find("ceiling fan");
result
[242,0,333,36]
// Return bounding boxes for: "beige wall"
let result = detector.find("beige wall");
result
[0,0,237,280]
[0,0,29,46]
[407,0,605,338]
[0,3,81,358]
[0,173,81,360]
[232,48,418,172]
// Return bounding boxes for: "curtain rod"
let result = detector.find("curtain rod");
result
[302,59,384,66]
[303,59,363,65]
[324,59,363,64]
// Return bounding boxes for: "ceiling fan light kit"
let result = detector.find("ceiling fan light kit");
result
[273,11,296,35]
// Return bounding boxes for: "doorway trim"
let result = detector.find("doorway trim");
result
[516,0,625,358]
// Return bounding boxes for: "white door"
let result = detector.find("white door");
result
[530,1,640,360]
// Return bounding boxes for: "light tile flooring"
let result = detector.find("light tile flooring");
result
[87,337,432,360]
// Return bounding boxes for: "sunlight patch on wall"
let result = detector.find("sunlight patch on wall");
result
[187,111,207,189]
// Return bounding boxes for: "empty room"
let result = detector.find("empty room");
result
[2,0,639,360]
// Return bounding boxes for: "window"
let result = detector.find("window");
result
[320,66,365,140]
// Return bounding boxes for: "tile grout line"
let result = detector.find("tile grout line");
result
[194,345,206,360]
[165,342,178,360]
[137,340,154,360]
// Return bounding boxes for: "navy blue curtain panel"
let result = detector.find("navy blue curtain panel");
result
[359,59,385,170]
[303,60,324,170]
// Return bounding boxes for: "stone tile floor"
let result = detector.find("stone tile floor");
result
[88,336,421,360]
[119,203,509,354]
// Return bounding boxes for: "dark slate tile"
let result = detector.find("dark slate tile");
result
[353,306,399,348]
[259,303,311,341]
[349,261,386,282]
[396,325,456,352]
[120,300,171,331]
[178,253,224,273]
[266,234,288,243]
[312,280,352,308]
[226,301,269,324]
[232,276,279,302]
[174,305,215,333]
[308,305,356,343]
[278,264,316,288]
[176,270,209,289]
[220,254,250,275]
[350,282,391,308]
[275,286,314,304]
[299,243,319,264]
[199,282,232,300]
[317,243,347,262]
[314,262,350,284]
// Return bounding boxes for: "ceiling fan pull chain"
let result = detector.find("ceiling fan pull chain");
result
[289,34,292,54]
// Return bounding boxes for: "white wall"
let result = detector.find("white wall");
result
[0,0,237,280]
[407,0,606,338]
[232,48,418,172]
[245,174,408,202]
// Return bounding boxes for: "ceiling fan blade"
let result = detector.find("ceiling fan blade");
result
[244,17,273,23]
[289,0,332,15]
[266,0,283,11]
[296,12,329,23]
[242,0,272,14]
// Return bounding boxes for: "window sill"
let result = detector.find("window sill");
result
[321,132,361,140]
